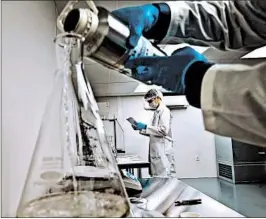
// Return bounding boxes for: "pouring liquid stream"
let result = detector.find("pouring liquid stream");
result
[62,41,78,195]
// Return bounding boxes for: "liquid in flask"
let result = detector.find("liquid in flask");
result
[16,33,130,217]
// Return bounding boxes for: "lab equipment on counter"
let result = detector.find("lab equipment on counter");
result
[102,118,125,154]
[116,154,150,178]
[16,34,130,217]
[56,0,167,84]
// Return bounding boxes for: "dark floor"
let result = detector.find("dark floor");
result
[182,178,266,218]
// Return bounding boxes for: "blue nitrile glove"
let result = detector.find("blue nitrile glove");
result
[111,4,159,48]
[133,122,147,130]
[125,46,209,94]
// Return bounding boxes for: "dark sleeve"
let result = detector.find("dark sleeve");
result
[143,3,171,42]
[159,1,266,50]
[185,62,215,108]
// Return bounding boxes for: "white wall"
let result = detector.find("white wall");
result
[171,105,216,178]
[97,96,217,178]
[0,0,2,216]
[2,1,57,216]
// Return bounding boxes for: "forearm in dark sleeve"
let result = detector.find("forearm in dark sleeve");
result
[143,3,171,42]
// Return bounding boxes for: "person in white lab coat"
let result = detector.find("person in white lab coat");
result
[131,89,176,177]
[112,1,266,147]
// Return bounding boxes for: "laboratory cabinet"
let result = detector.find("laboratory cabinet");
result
[215,135,266,184]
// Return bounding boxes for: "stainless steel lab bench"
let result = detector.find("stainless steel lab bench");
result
[130,177,244,217]
[182,178,266,218]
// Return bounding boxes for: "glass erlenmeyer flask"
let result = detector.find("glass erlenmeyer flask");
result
[16,33,130,217]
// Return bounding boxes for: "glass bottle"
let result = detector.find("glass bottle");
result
[16,33,130,217]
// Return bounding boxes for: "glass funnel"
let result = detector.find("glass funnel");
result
[16,33,130,217]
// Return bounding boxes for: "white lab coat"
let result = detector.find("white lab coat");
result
[160,1,266,147]
[140,103,176,177]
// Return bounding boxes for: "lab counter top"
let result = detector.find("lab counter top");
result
[130,177,244,217]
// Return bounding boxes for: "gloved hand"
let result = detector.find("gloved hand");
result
[125,46,209,94]
[111,4,159,48]
[132,122,147,130]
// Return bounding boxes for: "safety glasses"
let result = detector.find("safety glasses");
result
[147,98,156,104]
